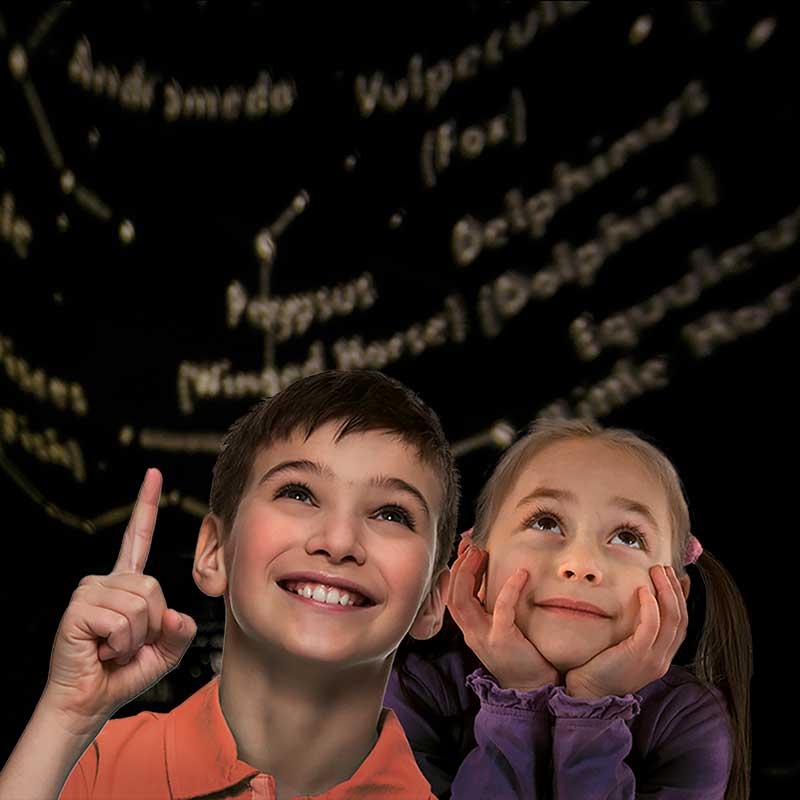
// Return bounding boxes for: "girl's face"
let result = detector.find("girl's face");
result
[483,437,681,673]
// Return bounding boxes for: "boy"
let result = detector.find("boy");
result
[0,369,459,800]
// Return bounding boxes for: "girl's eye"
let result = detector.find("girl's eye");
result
[275,483,315,504]
[525,511,563,535]
[610,528,646,550]
[375,505,416,530]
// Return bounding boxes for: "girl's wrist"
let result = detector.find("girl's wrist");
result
[498,678,548,692]
[564,676,605,699]
[497,666,561,692]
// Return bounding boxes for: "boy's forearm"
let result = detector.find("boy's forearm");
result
[0,695,105,800]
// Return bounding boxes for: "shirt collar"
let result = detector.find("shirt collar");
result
[166,677,259,799]
[165,678,432,799]
[324,708,433,799]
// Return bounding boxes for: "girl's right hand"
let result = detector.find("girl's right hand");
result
[447,538,560,692]
[41,469,197,738]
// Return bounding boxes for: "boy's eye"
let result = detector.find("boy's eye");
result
[275,483,315,504]
[374,505,416,530]
[610,529,645,549]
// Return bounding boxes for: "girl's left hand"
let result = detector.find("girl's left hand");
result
[564,564,688,699]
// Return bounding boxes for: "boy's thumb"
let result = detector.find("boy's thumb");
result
[157,610,197,667]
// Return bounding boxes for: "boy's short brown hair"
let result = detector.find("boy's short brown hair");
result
[209,369,460,573]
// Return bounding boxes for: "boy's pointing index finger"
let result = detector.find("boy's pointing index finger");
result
[112,468,162,574]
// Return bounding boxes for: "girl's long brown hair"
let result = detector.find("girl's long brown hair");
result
[693,550,752,800]
[469,418,752,800]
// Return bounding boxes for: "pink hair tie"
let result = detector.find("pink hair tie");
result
[683,534,703,565]
[460,527,474,539]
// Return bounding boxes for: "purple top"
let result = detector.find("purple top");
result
[385,646,733,799]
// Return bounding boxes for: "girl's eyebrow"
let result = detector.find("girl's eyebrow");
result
[610,496,659,529]
[516,487,575,509]
[516,488,660,530]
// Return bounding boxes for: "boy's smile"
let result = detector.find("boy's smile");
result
[279,574,377,608]
[219,422,443,670]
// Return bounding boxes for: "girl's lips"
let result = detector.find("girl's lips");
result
[536,597,611,618]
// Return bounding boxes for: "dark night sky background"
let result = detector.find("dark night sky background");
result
[1,2,799,795]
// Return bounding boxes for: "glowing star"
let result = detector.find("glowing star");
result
[119,219,135,244]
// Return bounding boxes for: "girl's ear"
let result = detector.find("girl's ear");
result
[409,568,450,640]
[679,573,690,600]
[193,514,228,598]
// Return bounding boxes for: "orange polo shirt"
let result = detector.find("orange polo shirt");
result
[59,677,436,799]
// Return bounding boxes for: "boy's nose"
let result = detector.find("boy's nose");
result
[305,517,367,565]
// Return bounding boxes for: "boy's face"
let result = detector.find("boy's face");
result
[219,422,443,669]
[483,437,680,673]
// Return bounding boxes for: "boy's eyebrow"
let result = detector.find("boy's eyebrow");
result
[257,459,333,485]
[369,475,432,518]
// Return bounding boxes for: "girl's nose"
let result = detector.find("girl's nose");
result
[558,543,602,583]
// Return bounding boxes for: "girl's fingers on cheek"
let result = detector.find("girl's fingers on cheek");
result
[665,566,689,636]
[492,569,526,627]
[447,572,489,636]
[457,546,481,583]
[665,564,681,592]
[450,549,479,605]
[665,566,688,617]
[635,586,660,645]
[657,566,681,622]
[504,567,528,601]
[473,549,489,596]
[650,563,668,591]
[447,550,494,636]
[446,559,461,604]
[448,549,471,601]
[651,565,676,614]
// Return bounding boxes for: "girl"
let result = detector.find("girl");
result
[385,417,752,799]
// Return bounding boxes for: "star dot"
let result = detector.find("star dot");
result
[8,45,28,79]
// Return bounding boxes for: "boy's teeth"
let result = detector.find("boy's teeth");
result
[312,586,328,602]
[288,581,361,606]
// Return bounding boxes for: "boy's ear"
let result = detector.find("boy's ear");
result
[193,513,228,598]
[679,573,690,601]
[409,568,450,641]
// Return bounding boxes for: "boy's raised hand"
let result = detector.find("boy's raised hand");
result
[447,537,559,692]
[42,469,197,737]
[564,564,688,699]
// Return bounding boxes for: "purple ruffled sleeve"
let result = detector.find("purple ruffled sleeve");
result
[549,688,641,720]
[449,669,554,799]
[546,686,641,799]
[548,681,732,799]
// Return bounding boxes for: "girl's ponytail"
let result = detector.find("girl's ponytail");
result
[694,550,753,800]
